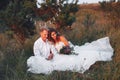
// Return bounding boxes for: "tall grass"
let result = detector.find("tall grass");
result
[0,26,120,80]
[0,3,120,80]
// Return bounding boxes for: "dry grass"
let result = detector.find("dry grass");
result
[0,2,120,80]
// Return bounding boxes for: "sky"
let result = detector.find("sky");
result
[78,0,110,4]
[36,0,110,8]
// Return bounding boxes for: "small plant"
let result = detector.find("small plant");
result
[82,14,96,28]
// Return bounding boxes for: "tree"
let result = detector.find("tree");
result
[35,0,79,30]
[0,0,36,44]
[0,0,9,10]
[110,0,116,2]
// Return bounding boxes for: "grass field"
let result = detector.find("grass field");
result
[0,3,120,80]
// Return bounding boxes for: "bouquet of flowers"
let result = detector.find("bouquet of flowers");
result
[59,46,74,55]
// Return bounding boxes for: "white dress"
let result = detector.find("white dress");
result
[27,37,114,74]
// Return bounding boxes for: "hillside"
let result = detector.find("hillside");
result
[79,3,101,10]
[0,2,120,80]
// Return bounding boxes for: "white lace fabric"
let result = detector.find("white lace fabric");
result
[27,37,114,74]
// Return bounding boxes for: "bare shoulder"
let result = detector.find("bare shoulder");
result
[60,36,67,41]
[60,36,69,46]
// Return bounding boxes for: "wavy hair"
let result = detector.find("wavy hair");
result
[48,28,61,44]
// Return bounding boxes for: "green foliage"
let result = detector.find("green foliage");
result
[0,0,36,37]
[0,20,9,33]
[0,23,120,80]
[0,2,120,80]
[0,0,9,10]
[36,0,79,29]
[0,50,29,80]
[99,1,113,11]
[82,14,96,28]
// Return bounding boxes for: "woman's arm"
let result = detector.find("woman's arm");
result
[60,36,69,46]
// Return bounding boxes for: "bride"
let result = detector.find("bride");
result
[27,28,114,74]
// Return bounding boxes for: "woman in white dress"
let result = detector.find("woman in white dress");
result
[27,28,114,74]
[48,28,71,54]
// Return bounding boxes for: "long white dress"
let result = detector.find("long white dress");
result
[27,37,114,74]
